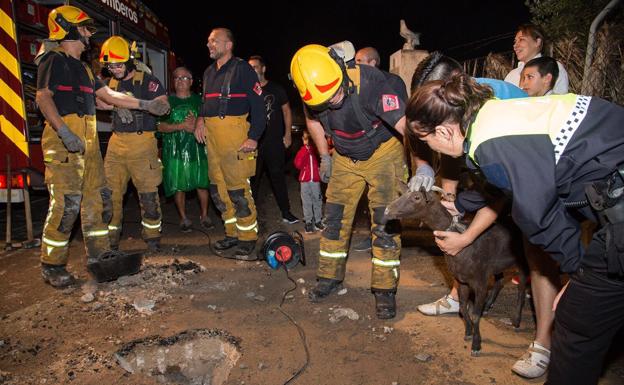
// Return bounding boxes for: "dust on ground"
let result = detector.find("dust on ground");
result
[1,180,623,385]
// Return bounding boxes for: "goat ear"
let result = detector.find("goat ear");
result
[397,179,408,195]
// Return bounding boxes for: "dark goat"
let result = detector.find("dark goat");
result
[384,186,528,356]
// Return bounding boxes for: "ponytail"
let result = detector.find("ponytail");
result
[406,73,493,143]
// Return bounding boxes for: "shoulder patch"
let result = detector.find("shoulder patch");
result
[148,81,159,92]
[253,82,263,96]
[382,94,399,112]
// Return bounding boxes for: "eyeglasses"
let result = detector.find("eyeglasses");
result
[107,63,125,70]
[174,76,192,81]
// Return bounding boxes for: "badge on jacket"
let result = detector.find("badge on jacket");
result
[382,94,399,112]
[148,81,159,92]
[253,82,263,96]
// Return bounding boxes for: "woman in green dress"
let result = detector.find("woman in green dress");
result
[158,67,212,232]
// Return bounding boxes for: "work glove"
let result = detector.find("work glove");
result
[139,98,170,116]
[57,124,84,153]
[114,107,134,124]
[408,164,435,192]
[320,154,333,183]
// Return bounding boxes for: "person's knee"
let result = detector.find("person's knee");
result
[323,202,344,240]
[228,189,251,218]
[58,193,82,233]
[139,192,160,220]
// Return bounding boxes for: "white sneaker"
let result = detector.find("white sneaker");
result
[417,294,460,316]
[511,341,550,379]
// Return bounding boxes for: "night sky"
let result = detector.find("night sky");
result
[143,0,531,110]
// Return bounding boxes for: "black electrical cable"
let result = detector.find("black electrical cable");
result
[276,264,310,385]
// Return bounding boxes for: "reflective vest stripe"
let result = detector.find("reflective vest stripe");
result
[141,221,161,229]
[224,217,237,224]
[236,221,257,231]
[108,225,120,230]
[320,250,347,259]
[43,237,68,247]
[372,258,400,267]
[84,229,109,237]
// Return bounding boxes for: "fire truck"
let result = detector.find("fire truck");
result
[0,0,174,245]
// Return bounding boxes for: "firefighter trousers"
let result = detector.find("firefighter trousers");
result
[318,137,406,291]
[41,114,112,265]
[204,115,258,241]
[104,131,163,248]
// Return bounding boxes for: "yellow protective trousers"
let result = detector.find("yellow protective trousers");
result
[318,137,406,291]
[104,131,162,248]
[41,114,112,265]
[204,115,258,241]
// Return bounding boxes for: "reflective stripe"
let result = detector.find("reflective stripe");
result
[108,225,120,231]
[84,229,109,237]
[141,221,162,229]
[236,221,257,231]
[320,250,347,259]
[43,237,68,247]
[372,258,400,267]
[224,217,237,224]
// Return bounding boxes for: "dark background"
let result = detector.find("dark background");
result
[143,0,531,118]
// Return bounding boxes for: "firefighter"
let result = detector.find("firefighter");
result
[99,36,168,251]
[35,5,169,287]
[290,44,420,319]
[36,5,169,287]
[194,28,266,259]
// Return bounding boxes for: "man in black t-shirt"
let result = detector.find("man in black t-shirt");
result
[248,56,298,224]
[36,6,169,288]
[99,36,168,251]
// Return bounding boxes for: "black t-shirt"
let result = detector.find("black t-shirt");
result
[259,80,288,147]
[37,50,104,117]
[105,72,166,132]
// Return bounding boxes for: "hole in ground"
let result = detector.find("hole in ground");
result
[115,329,241,385]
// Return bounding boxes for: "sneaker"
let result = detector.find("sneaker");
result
[352,237,372,252]
[304,222,315,233]
[214,236,239,251]
[314,221,325,231]
[200,216,215,230]
[511,341,550,378]
[41,263,75,288]
[308,278,342,302]
[282,212,300,224]
[233,241,257,261]
[373,291,397,319]
[417,294,460,316]
[180,218,192,233]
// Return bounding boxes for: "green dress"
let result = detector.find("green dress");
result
[159,94,209,197]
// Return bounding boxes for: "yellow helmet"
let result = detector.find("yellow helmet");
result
[48,5,94,41]
[99,36,131,63]
[290,44,343,108]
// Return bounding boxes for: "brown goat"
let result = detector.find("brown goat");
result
[384,185,528,356]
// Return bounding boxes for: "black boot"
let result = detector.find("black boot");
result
[232,240,257,261]
[373,291,396,319]
[308,278,342,302]
[146,238,161,252]
[41,263,75,288]
[214,236,239,251]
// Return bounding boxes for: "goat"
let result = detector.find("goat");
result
[384,185,528,356]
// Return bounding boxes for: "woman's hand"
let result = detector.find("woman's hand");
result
[433,230,472,256]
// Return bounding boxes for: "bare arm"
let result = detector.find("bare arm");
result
[194,115,206,143]
[305,115,329,155]
[282,102,293,148]
[36,89,65,131]
[434,198,504,256]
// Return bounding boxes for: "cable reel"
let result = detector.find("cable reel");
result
[259,231,306,270]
